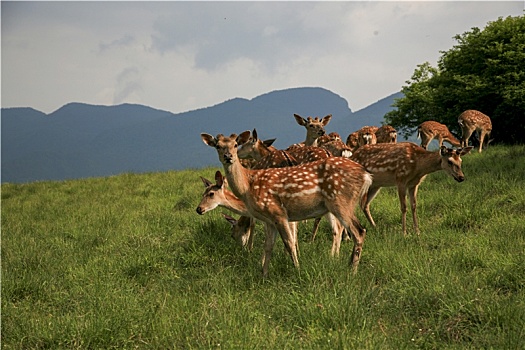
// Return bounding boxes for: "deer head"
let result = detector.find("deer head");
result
[439,146,473,182]
[294,114,332,146]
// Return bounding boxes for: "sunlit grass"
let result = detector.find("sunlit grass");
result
[2,145,524,348]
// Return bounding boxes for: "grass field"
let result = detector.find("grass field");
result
[2,144,524,349]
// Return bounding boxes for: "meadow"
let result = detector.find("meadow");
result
[2,144,524,349]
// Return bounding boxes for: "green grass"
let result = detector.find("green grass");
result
[2,145,525,349]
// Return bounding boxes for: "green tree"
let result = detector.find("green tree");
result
[386,15,525,144]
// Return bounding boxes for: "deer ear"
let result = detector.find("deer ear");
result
[322,114,332,126]
[459,146,474,156]
[214,171,224,187]
[221,213,238,226]
[237,130,251,145]
[200,176,213,188]
[263,138,276,147]
[201,133,216,147]
[294,114,306,126]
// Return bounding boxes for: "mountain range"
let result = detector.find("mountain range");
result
[1,87,403,183]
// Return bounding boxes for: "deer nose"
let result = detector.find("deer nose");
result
[456,175,465,183]
[196,207,204,215]
[223,152,233,163]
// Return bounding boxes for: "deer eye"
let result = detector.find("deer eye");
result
[209,192,214,198]
[447,160,454,166]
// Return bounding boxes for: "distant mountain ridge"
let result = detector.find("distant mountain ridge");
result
[1,87,402,183]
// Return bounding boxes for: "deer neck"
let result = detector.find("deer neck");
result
[254,143,272,161]
[445,132,462,147]
[305,137,318,147]
[222,159,253,201]
[221,189,250,216]
[416,150,443,176]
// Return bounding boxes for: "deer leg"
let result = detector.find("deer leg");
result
[347,217,367,274]
[397,185,408,236]
[261,222,278,277]
[310,217,323,242]
[408,185,420,235]
[362,186,381,227]
[478,130,487,153]
[274,219,300,270]
[289,221,300,257]
[247,217,256,252]
[324,213,344,257]
[461,128,474,148]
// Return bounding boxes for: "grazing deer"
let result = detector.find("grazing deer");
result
[293,114,332,146]
[375,125,398,144]
[201,131,372,277]
[458,110,493,153]
[351,142,473,235]
[197,171,256,250]
[417,121,461,149]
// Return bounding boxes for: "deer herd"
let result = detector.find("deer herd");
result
[196,109,492,276]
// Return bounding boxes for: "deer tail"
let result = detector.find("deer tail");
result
[359,172,373,209]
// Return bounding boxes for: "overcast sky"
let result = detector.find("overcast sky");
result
[2,1,523,114]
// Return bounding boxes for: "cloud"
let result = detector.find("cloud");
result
[113,67,143,105]
[2,1,523,114]
[98,35,135,53]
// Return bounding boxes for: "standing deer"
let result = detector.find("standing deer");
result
[317,132,353,157]
[417,121,461,149]
[375,125,398,144]
[351,142,473,235]
[458,110,493,153]
[353,126,379,148]
[293,114,332,146]
[201,131,372,277]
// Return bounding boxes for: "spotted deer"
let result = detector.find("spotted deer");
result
[417,121,461,150]
[238,129,297,169]
[346,131,359,152]
[293,114,332,147]
[351,142,473,235]
[354,126,379,148]
[458,110,493,153]
[317,132,353,157]
[238,130,347,254]
[201,131,372,277]
[375,125,397,144]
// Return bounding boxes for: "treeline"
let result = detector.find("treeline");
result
[385,15,525,145]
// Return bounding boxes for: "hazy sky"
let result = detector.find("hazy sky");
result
[2,1,523,114]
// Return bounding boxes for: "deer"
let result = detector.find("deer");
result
[197,170,301,253]
[293,114,332,147]
[375,125,398,144]
[238,129,298,169]
[351,142,473,236]
[197,171,257,250]
[458,110,493,153]
[348,126,379,150]
[346,131,359,152]
[317,132,353,157]
[237,129,349,253]
[417,120,461,150]
[201,131,372,277]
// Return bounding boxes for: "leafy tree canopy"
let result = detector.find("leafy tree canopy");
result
[385,15,525,144]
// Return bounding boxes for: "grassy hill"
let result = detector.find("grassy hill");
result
[2,145,524,348]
